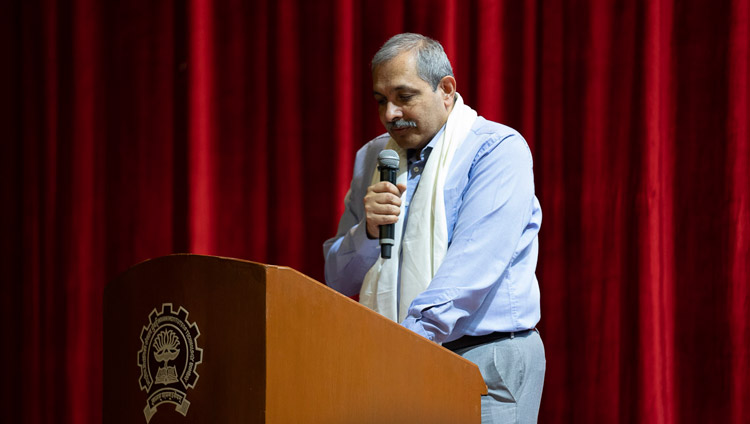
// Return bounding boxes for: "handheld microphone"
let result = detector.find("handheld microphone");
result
[377,149,399,259]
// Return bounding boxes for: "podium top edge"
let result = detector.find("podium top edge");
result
[105,254,298,294]
[128,253,285,270]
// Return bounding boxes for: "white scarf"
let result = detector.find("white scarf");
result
[359,94,478,322]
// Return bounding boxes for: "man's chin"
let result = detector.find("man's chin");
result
[391,134,427,151]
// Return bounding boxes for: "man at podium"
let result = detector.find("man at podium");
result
[323,33,545,424]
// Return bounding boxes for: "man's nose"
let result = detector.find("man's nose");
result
[384,102,402,121]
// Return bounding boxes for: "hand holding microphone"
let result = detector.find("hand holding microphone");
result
[363,149,405,259]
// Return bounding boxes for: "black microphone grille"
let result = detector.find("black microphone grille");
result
[378,149,400,169]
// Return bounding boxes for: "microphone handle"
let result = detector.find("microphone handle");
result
[379,167,398,259]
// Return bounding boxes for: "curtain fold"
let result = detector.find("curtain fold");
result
[638,1,676,421]
[728,2,750,423]
[2,1,748,423]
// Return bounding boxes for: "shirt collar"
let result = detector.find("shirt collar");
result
[406,124,447,164]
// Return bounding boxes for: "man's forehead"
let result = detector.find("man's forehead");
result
[372,70,428,95]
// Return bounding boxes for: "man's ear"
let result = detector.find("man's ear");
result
[438,76,457,108]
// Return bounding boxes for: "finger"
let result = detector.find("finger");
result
[370,181,403,197]
[365,190,402,207]
[368,202,402,217]
[366,212,401,226]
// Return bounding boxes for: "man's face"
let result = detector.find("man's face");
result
[372,51,452,151]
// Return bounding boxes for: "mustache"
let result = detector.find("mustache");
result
[386,119,417,131]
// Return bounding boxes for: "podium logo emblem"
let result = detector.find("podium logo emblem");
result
[138,304,203,422]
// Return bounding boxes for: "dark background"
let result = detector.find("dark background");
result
[1,0,748,422]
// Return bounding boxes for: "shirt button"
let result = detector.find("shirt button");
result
[413,166,420,173]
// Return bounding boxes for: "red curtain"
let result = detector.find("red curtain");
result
[1,0,748,422]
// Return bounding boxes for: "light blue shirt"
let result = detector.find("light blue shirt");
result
[323,116,542,344]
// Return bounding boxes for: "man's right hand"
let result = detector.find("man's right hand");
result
[364,181,407,239]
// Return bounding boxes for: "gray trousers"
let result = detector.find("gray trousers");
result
[454,330,545,424]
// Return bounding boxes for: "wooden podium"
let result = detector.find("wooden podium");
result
[103,254,486,423]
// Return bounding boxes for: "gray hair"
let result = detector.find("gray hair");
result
[371,33,454,91]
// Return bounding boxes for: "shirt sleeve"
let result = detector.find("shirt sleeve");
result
[401,133,538,343]
[323,192,380,296]
[323,144,382,297]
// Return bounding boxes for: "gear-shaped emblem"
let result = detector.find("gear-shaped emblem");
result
[137,304,203,422]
